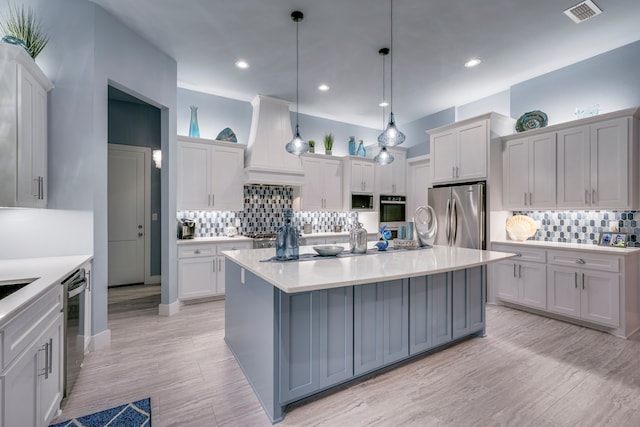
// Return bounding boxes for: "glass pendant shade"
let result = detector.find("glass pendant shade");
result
[378,112,406,147]
[285,125,309,155]
[374,145,394,165]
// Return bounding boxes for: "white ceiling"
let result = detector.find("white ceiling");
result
[91,0,640,129]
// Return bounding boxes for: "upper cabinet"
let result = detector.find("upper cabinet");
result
[428,113,515,186]
[376,147,407,195]
[177,136,244,211]
[343,157,375,194]
[557,116,633,209]
[295,154,343,211]
[0,44,54,208]
[503,132,557,210]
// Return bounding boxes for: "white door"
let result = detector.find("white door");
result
[590,118,628,208]
[557,126,590,208]
[503,138,529,209]
[493,261,519,303]
[108,145,146,286]
[323,159,344,210]
[529,132,557,209]
[580,271,620,327]
[519,262,547,310]
[430,131,457,183]
[457,120,487,181]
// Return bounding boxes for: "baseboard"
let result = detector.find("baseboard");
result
[159,300,180,316]
[146,274,161,285]
[89,329,111,351]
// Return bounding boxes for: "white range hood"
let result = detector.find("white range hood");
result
[244,95,305,186]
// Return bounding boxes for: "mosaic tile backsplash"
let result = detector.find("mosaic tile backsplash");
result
[515,210,640,247]
[178,185,359,237]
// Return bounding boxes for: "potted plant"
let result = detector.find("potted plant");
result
[308,140,315,153]
[0,4,49,59]
[323,133,334,155]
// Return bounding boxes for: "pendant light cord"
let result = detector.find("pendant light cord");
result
[295,17,299,130]
[382,53,386,130]
[390,0,394,114]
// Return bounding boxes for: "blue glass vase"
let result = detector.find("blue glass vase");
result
[356,141,366,157]
[189,105,200,138]
[348,137,356,155]
[276,209,299,260]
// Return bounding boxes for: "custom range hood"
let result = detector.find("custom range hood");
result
[244,95,305,186]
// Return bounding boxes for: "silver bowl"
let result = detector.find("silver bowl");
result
[313,245,344,257]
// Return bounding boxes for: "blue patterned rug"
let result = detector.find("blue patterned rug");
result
[50,398,151,427]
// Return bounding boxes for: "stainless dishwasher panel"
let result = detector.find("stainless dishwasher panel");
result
[62,269,87,398]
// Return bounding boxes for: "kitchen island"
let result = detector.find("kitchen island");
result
[224,245,515,423]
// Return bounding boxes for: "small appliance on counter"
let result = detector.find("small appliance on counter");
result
[177,218,196,239]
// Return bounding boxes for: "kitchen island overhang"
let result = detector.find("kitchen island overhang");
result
[223,245,516,423]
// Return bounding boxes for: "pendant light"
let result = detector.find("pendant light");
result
[285,10,309,155]
[377,0,405,147]
[375,48,394,165]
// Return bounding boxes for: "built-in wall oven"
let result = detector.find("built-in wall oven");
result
[62,268,88,398]
[379,195,406,237]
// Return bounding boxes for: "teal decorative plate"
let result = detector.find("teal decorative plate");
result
[516,110,548,132]
[216,127,237,143]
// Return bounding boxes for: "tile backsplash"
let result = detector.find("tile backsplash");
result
[515,210,640,247]
[178,185,359,237]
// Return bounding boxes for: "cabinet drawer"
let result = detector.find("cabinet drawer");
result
[1,284,62,371]
[178,244,216,258]
[216,242,251,255]
[547,250,619,273]
[492,244,546,263]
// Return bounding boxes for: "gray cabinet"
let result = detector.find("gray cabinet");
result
[354,279,408,376]
[452,267,485,339]
[279,287,354,403]
[409,273,452,355]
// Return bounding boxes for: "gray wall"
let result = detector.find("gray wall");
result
[108,99,162,276]
[0,0,178,340]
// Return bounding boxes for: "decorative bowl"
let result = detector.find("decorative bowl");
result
[313,245,344,257]
[515,110,548,133]
[505,215,538,241]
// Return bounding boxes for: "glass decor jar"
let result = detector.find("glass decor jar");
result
[276,208,299,260]
[350,222,367,254]
[189,105,200,138]
[357,140,366,157]
[348,136,356,156]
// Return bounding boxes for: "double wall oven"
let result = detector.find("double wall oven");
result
[379,195,406,238]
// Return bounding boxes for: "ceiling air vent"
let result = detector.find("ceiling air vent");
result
[564,0,603,23]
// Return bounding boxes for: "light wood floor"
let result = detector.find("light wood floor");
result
[53,287,640,427]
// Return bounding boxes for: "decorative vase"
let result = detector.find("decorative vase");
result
[309,146,315,153]
[325,149,332,155]
[357,140,366,157]
[189,105,200,138]
[348,136,356,155]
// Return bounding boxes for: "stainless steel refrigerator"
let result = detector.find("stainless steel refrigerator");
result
[428,182,485,249]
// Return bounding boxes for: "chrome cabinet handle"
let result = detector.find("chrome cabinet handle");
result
[513,263,516,277]
[48,338,53,374]
[452,166,455,178]
[592,189,596,204]
[208,194,211,206]
[456,166,459,178]
[575,272,578,289]
[524,192,527,206]
[86,270,91,292]
[576,258,586,264]
[518,264,522,278]
[212,194,215,207]
[582,273,585,290]
[585,190,588,204]
[38,341,50,379]
[529,192,532,205]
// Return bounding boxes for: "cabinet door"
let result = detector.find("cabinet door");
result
[452,267,485,339]
[214,256,225,295]
[519,262,547,310]
[323,159,343,210]
[39,314,63,426]
[493,261,519,303]
[557,126,590,208]
[361,161,375,193]
[590,118,628,208]
[178,257,216,299]
[392,150,407,195]
[503,139,529,209]
[457,120,487,181]
[353,283,383,375]
[408,159,430,221]
[382,279,408,365]
[529,132,556,209]
[279,291,319,403]
[349,161,363,192]
[177,142,211,210]
[581,270,620,327]
[546,266,580,318]
[17,66,47,208]
[211,145,244,211]
[318,287,353,388]
[431,131,457,183]
[409,273,451,355]
[301,157,325,210]
[1,337,39,427]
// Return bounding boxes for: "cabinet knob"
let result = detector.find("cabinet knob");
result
[194,249,201,254]
[576,258,586,264]
[516,252,522,257]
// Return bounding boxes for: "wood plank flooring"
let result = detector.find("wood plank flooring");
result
[53,286,640,426]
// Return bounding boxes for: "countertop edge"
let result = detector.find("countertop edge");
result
[490,239,640,255]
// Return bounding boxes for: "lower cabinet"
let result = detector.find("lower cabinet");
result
[178,241,251,300]
[1,300,63,427]
[452,267,485,339]
[279,287,353,403]
[409,273,452,355]
[303,235,349,246]
[494,260,546,310]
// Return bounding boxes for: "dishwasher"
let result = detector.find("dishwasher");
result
[62,268,88,398]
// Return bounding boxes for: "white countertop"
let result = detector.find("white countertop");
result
[491,239,640,255]
[0,255,93,324]
[224,244,516,293]
[177,236,253,245]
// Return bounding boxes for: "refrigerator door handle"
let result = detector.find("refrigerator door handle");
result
[445,198,451,244]
[452,198,458,245]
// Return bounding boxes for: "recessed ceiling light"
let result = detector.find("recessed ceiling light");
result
[235,60,249,69]
[464,58,482,68]
[318,84,330,91]
[379,101,389,107]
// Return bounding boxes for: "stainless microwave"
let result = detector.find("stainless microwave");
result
[351,193,374,210]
